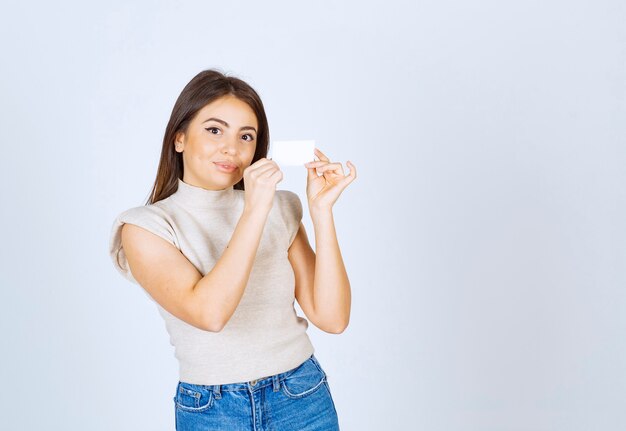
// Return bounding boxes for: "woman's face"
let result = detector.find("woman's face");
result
[175,95,259,190]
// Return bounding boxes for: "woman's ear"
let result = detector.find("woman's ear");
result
[175,132,185,153]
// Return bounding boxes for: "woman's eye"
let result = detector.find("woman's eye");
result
[205,127,254,141]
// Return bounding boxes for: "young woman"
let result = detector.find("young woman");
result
[108,69,356,430]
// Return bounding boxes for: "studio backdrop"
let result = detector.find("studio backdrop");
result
[1,1,625,430]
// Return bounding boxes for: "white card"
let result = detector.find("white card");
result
[269,140,316,166]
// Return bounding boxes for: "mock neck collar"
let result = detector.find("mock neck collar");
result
[170,178,237,210]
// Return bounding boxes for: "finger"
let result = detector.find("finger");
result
[338,161,356,186]
[256,163,280,177]
[346,160,356,177]
[304,160,331,168]
[248,158,276,172]
[315,163,344,175]
[256,157,275,165]
[314,147,330,162]
[269,169,283,183]
[304,161,342,173]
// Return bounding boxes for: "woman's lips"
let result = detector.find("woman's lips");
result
[214,162,237,173]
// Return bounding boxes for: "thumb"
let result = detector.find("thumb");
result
[306,165,318,181]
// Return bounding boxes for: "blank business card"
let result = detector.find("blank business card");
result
[269,140,316,166]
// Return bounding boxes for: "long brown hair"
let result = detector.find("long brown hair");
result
[145,68,270,205]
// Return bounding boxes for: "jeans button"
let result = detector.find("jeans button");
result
[250,379,258,386]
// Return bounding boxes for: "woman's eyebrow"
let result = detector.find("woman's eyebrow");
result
[202,117,257,133]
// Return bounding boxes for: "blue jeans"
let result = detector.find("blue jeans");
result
[173,354,340,430]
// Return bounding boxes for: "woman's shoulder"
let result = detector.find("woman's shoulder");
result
[109,201,179,284]
[115,200,172,220]
[275,189,302,211]
[112,201,177,241]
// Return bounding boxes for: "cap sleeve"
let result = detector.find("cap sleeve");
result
[108,205,178,285]
[278,190,303,248]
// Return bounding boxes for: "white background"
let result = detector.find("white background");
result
[1,1,625,430]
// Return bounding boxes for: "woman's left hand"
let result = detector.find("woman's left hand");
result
[304,148,356,212]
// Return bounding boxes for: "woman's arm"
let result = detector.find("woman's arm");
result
[289,213,351,334]
[290,148,356,333]
[121,207,268,333]
[193,207,270,331]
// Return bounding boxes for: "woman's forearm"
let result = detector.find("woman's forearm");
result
[193,207,269,331]
[310,207,351,332]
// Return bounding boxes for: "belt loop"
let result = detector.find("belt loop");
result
[273,374,280,392]
[213,384,221,399]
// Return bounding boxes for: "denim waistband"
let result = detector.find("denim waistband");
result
[179,353,317,397]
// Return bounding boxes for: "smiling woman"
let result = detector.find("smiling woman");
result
[148,72,270,198]
[108,68,342,430]
[171,95,259,190]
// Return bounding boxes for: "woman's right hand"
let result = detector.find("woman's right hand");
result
[242,158,283,214]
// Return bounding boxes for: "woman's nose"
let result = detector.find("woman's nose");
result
[221,136,237,154]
